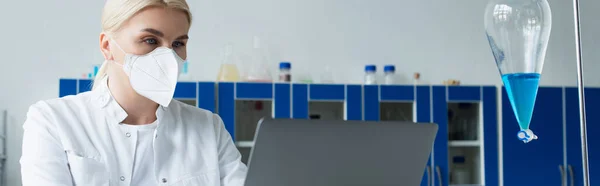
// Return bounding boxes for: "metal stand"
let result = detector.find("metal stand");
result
[571,0,590,185]
[0,110,6,186]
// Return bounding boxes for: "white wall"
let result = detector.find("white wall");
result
[0,0,598,185]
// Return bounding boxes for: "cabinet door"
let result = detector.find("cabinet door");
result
[346,85,362,121]
[197,82,216,112]
[502,87,564,186]
[483,86,499,186]
[432,86,448,186]
[59,79,77,97]
[174,82,197,107]
[417,86,432,186]
[274,83,291,118]
[566,88,600,186]
[292,84,308,119]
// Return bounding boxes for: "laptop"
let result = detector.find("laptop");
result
[244,118,438,186]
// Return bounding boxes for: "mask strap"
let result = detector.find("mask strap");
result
[109,38,127,67]
[110,38,126,53]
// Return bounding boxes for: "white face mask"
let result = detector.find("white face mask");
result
[111,40,185,107]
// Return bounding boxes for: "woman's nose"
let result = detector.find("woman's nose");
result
[160,40,173,48]
[161,44,173,49]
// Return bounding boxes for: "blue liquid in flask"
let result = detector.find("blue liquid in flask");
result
[502,73,540,130]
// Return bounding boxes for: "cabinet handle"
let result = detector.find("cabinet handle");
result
[435,166,442,186]
[426,166,432,186]
[560,165,566,186]
[568,165,575,186]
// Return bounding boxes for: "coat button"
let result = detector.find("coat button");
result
[162,178,167,183]
[120,176,125,181]
[126,132,131,137]
[100,96,108,104]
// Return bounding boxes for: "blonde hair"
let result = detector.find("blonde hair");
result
[93,0,192,90]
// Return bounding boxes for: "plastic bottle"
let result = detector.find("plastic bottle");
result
[413,72,421,85]
[279,62,291,82]
[179,61,192,81]
[93,65,100,78]
[452,156,470,184]
[217,44,240,82]
[384,65,396,85]
[364,65,377,85]
[319,66,334,84]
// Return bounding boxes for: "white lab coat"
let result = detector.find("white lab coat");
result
[20,78,248,186]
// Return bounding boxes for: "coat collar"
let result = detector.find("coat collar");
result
[91,77,172,127]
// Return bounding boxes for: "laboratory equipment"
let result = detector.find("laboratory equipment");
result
[318,66,334,84]
[486,0,591,184]
[451,156,469,184]
[384,65,395,85]
[0,110,6,185]
[297,74,313,83]
[364,65,377,85]
[179,61,192,81]
[217,44,240,82]
[83,64,102,79]
[572,0,591,185]
[245,36,273,82]
[93,65,99,78]
[413,72,421,85]
[484,0,551,143]
[443,79,461,85]
[278,62,291,82]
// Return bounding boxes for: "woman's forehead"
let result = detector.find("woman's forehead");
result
[123,7,190,37]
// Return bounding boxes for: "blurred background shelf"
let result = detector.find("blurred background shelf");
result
[59,79,600,186]
[449,140,480,147]
[235,141,255,148]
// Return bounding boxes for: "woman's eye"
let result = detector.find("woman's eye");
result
[172,41,186,48]
[144,38,158,45]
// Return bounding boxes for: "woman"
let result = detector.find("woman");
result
[20,0,247,185]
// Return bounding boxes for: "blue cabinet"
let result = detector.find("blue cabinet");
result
[78,79,93,93]
[59,79,77,97]
[274,84,291,118]
[292,84,309,119]
[58,79,92,97]
[432,86,498,186]
[501,87,600,186]
[197,82,216,112]
[483,86,500,186]
[566,87,600,186]
[364,85,430,122]
[218,82,279,142]
[432,86,449,186]
[346,85,363,121]
[307,84,346,120]
[173,82,197,99]
[362,85,430,186]
[58,79,503,185]
[503,87,564,186]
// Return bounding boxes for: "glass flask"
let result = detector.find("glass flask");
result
[484,0,552,143]
[245,36,273,82]
[217,44,241,82]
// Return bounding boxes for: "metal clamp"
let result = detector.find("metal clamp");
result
[517,129,538,143]
[560,165,566,186]
[569,165,575,186]
[426,166,432,186]
[435,166,442,186]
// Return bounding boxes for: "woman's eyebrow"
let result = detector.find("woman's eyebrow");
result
[176,35,189,40]
[141,28,164,37]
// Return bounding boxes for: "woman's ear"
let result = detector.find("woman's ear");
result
[99,32,112,60]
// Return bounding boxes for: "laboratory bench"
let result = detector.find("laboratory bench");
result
[59,78,598,186]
